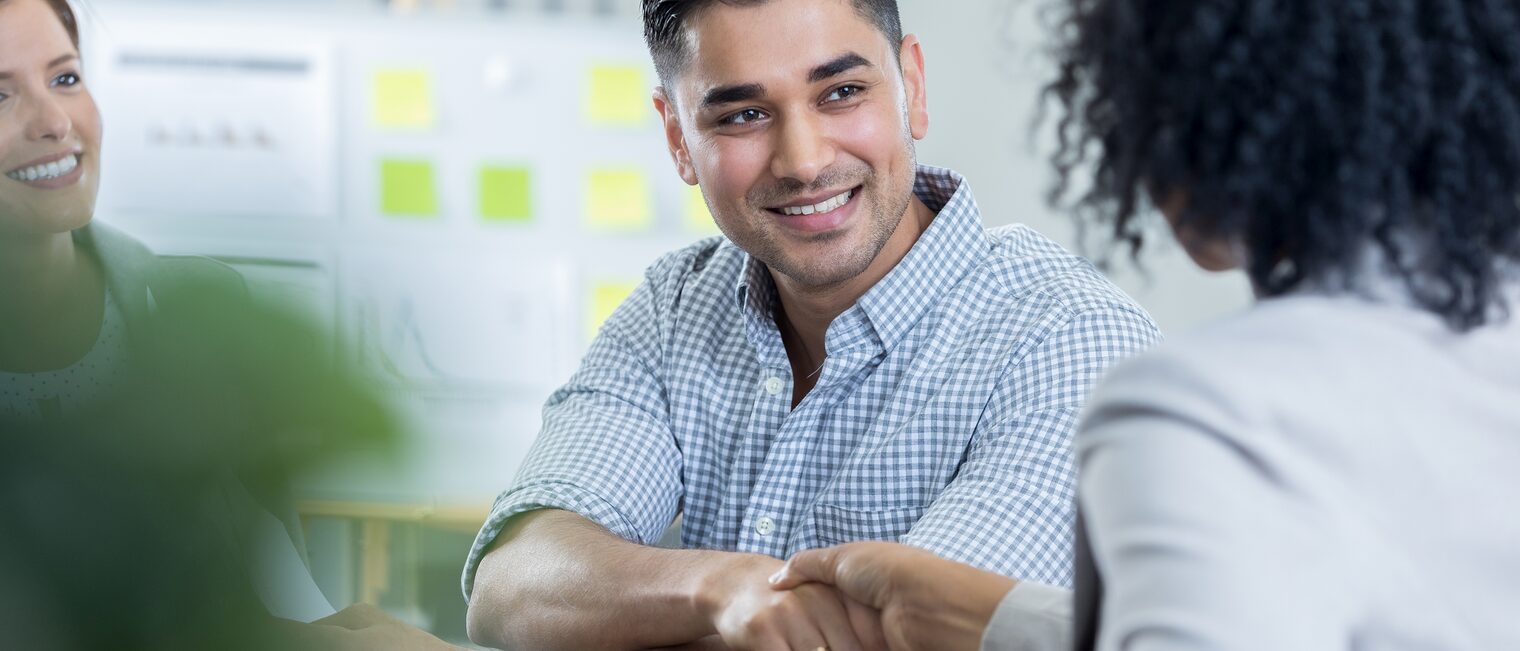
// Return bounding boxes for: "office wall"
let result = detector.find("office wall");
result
[78,0,1253,507]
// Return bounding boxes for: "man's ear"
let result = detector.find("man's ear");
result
[899,34,930,140]
[654,87,700,185]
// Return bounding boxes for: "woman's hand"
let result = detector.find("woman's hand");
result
[769,542,1015,651]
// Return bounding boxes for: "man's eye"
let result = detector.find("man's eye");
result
[52,72,81,87]
[825,85,862,103]
[723,108,767,126]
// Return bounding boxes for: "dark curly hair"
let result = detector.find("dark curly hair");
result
[1047,0,1520,331]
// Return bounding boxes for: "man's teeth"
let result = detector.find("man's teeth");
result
[779,189,852,216]
[6,154,78,182]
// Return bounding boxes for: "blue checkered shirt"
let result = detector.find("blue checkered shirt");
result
[462,165,1160,598]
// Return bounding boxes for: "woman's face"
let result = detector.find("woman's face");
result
[0,0,101,238]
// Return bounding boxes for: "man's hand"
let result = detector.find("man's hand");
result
[701,554,886,651]
[469,510,886,650]
[769,543,1016,651]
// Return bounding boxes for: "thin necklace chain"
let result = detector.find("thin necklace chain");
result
[778,305,827,380]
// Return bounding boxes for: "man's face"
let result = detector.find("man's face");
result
[656,0,929,289]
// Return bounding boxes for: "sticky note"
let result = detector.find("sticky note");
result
[479,165,533,222]
[380,159,439,217]
[372,68,435,130]
[586,168,651,231]
[586,279,641,340]
[685,184,720,234]
[586,64,648,126]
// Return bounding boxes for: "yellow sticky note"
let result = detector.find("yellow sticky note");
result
[372,69,435,130]
[586,280,642,340]
[684,184,720,235]
[380,159,439,217]
[586,168,651,231]
[479,165,533,222]
[586,64,648,126]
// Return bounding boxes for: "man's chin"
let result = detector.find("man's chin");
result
[768,250,876,290]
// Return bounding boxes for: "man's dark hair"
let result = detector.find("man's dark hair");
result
[1048,0,1520,331]
[643,0,903,86]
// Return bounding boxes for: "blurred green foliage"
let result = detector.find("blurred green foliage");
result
[0,284,403,651]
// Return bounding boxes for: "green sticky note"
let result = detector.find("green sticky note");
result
[586,279,641,340]
[372,68,435,130]
[380,159,439,217]
[586,64,648,126]
[479,165,533,222]
[585,168,651,231]
[684,184,720,234]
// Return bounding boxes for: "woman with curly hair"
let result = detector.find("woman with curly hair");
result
[769,1,1520,649]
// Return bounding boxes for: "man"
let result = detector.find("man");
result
[463,0,1159,649]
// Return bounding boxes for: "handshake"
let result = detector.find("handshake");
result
[467,513,1020,651]
[654,542,1016,651]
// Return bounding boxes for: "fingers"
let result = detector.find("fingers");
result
[798,586,863,651]
[843,596,887,651]
[769,545,889,650]
[769,546,841,591]
[781,627,829,651]
[744,585,864,651]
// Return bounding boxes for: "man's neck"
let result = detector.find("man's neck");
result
[772,194,937,366]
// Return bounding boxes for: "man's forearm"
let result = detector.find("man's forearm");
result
[465,509,761,651]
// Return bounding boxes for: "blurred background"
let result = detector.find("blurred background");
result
[72,0,1250,645]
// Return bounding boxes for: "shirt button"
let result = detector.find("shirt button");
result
[763,377,784,396]
[754,516,775,536]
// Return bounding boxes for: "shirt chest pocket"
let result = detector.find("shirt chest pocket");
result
[811,502,927,546]
[807,424,968,544]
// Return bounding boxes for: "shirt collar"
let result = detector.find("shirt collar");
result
[856,164,991,350]
[735,249,777,321]
[733,164,991,351]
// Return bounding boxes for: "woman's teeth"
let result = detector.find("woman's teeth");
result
[7,154,79,182]
[779,189,853,216]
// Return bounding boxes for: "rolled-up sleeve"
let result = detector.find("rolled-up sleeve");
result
[460,277,683,599]
[902,302,1160,587]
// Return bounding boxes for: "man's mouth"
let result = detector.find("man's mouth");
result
[767,186,858,217]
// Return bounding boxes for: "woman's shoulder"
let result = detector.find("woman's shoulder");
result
[1105,292,1422,383]
[1077,296,1391,448]
[1093,299,1330,395]
[147,255,246,296]
[83,222,245,292]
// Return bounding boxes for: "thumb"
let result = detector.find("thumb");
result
[769,546,842,591]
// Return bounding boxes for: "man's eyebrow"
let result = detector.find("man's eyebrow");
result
[697,53,874,109]
[701,83,765,109]
[0,54,79,80]
[808,53,873,83]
